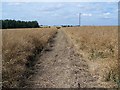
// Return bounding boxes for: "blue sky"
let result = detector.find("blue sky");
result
[2,2,118,26]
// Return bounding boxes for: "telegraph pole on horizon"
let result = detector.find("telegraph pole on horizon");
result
[79,13,81,26]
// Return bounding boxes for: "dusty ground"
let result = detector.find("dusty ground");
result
[20,29,117,88]
[0,30,2,89]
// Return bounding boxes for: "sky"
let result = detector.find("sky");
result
[1,2,118,26]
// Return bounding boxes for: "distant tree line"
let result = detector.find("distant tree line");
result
[61,25,73,27]
[0,19,39,29]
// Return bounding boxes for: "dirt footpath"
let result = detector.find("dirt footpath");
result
[23,29,117,88]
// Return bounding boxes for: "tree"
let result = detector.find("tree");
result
[1,19,40,29]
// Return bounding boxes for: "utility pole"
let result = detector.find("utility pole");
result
[79,13,81,26]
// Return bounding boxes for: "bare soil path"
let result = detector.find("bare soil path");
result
[22,29,116,88]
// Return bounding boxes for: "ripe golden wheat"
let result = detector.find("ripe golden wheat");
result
[2,28,57,88]
[64,26,119,83]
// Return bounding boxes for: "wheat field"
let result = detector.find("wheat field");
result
[1,26,119,88]
[64,26,119,83]
[2,28,57,88]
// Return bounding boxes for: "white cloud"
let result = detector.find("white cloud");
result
[57,3,64,8]
[103,12,111,15]
[82,13,92,17]
[37,3,64,13]
[103,15,111,19]
[102,12,112,19]
[2,0,119,2]
[7,2,21,5]
[52,13,59,17]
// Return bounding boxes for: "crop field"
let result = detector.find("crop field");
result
[2,28,57,88]
[64,26,119,84]
[1,26,119,88]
